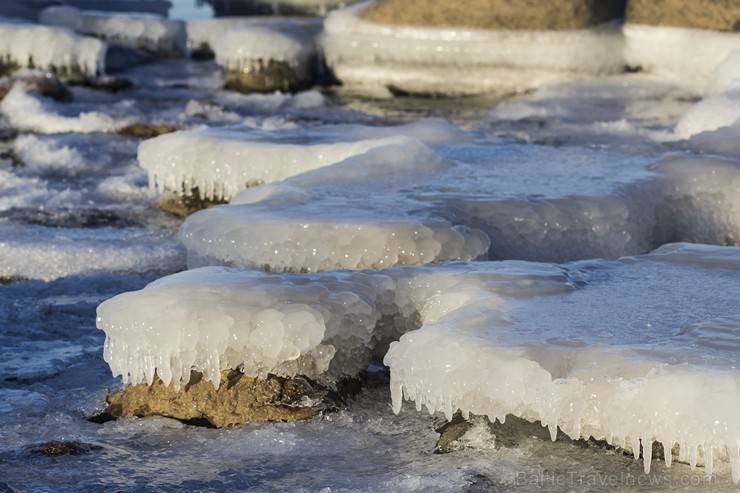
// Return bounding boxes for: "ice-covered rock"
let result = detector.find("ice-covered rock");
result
[139,119,467,201]
[40,6,187,57]
[177,129,740,272]
[203,0,360,16]
[0,18,105,79]
[212,23,318,93]
[322,2,625,96]
[623,23,740,87]
[97,244,740,480]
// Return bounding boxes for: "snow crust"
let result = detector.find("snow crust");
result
[187,17,321,53]
[321,2,625,95]
[0,18,105,76]
[96,243,740,481]
[40,6,187,56]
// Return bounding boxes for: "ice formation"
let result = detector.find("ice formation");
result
[212,23,316,73]
[624,24,740,88]
[0,84,130,134]
[40,6,187,56]
[187,17,320,53]
[139,119,466,200]
[177,127,740,271]
[97,243,740,481]
[0,18,105,76]
[321,2,625,96]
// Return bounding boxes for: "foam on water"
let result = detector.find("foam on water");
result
[40,6,187,57]
[0,84,130,134]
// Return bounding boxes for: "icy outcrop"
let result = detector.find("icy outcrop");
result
[321,2,625,96]
[40,6,187,56]
[97,244,740,481]
[188,17,321,54]
[139,119,467,201]
[624,24,740,88]
[0,18,105,77]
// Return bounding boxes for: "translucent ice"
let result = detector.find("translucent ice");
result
[321,2,625,96]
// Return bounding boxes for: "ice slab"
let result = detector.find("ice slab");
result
[0,18,105,77]
[96,243,740,481]
[624,24,740,89]
[321,2,625,96]
[179,131,740,271]
[40,6,187,57]
[188,17,321,53]
[139,119,466,200]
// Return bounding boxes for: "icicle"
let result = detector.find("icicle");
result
[704,445,713,476]
[390,383,402,414]
[727,442,739,484]
[643,439,653,474]
[461,409,469,420]
[690,445,697,469]
[631,437,641,461]
[679,442,688,462]
[548,424,558,442]
[664,441,673,468]
[443,396,453,422]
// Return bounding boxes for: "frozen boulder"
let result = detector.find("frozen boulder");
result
[364,0,626,30]
[626,0,740,32]
[321,2,625,96]
[213,23,318,93]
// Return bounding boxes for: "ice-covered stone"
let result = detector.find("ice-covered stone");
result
[203,0,360,16]
[97,244,740,481]
[139,119,466,201]
[322,2,625,96]
[40,6,187,57]
[0,18,105,79]
[213,23,318,93]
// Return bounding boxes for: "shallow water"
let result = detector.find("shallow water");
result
[1,9,740,493]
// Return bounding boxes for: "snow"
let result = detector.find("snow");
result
[96,243,740,481]
[321,2,625,96]
[139,119,467,200]
[0,18,105,76]
[40,6,187,56]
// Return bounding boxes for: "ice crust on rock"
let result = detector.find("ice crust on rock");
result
[97,244,740,481]
[188,17,321,54]
[624,24,740,89]
[321,2,625,96]
[0,18,105,77]
[212,24,316,72]
[139,119,466,200]
[40,6,187,57]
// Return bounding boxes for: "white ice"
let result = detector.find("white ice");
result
[96,243,740,481]
[187,17,321,53]
[40,6,187,56]
[321,2,625,96]
[0,17,104,76]
[139,119,467,200]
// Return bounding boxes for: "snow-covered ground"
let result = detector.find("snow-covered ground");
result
[1,5,740,492]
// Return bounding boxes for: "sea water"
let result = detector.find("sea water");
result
[1,4,740,492]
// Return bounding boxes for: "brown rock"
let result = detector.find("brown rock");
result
[364,0,626,30]
[225,58,315,94]
[103,370,320,427]
[30,441,102,456]
[626,0,740,32]
[156,187,228,217]
[0,74,72,103]
[117,122,178,139]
